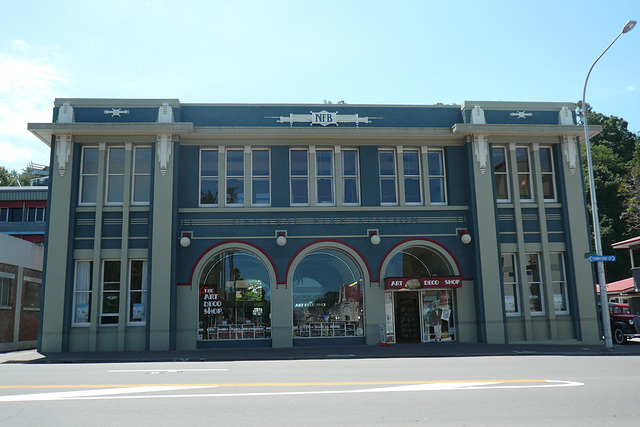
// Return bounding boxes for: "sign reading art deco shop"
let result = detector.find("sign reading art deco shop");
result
[384,277,463,290]
[268,110,381,127]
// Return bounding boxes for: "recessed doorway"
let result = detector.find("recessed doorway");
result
[394,291,420,343]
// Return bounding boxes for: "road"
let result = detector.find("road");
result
[0,355,637,426]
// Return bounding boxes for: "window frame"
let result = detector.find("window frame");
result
[341,148,360,206]
[491,146,511,203]
[516,146,534,203]
[225,148,245,206]
[501,253,520,316]
[23,280,41,310]
[402,149,422,205]
[315,148,335,205]
[526,253,545,315]
[290,149,310,206]
[379,149,398,206]
[539,146,557,202]
[127,259,148,325]
[105,146,125,205]
[551,253,569,314]
[131,146,152,205]
[427,149,447,205]
[26,207,46,222]
[251,148,271,206]
[100,260,121,325]
[79,146,99,206]
[200,148,219,207]
[0,276,11,307]
[72,260,92,326]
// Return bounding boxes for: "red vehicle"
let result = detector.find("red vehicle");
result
[602,303,640,344]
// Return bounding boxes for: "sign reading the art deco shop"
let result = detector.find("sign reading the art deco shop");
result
[268,110,380,127]
[384,277,463,290]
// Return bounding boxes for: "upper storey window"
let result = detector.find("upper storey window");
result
[341,149,360,205]
[491,146,510,202]
[539,147,557,202]
[252,149,270,206]
[106,147,125,204]
[80,147,99,205]
[290,149,309,206]
[516,147,533,202]
[403,150,421,205]
[316,149,334,205]
[226,149,245,206]
[379,150,397,205]
[200,149,219,206]
[428,150,446,205]
[132,147,152,204]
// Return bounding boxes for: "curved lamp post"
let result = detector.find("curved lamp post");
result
[582,20,636,350]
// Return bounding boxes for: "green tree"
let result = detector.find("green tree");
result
[0,165,32,186]
[578,103,640,281]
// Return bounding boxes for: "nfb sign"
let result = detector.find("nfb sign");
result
[311,110,337,126]
[384,277,463,290]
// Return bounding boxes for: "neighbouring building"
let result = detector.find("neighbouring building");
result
[28,98,602,353]
[0,233,43,352]
[0,186,48,245]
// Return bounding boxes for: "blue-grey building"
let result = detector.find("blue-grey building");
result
[28,99,600,352]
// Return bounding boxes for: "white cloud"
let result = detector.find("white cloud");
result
[625,85,636,92]
[0,50,65,171]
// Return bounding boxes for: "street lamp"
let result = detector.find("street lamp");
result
[582,19,636,350]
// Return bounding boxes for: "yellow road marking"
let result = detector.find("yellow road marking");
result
[0,379,549,390]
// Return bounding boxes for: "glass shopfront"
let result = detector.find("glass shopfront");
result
[383,245,459,343]
[198,250,271,340]
[293,249,364,338]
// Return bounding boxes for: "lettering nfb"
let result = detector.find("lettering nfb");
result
[312,111,337,126]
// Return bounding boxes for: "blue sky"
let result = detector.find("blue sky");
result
[1,0,638,172]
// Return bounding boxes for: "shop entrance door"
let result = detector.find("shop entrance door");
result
[394,291,420,343]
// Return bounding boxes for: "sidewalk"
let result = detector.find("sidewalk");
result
[3,340,640,364]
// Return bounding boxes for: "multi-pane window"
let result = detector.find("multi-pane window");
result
[551,253,569,313]
[80,147,99,204]
[428,150,446,204]
[73,261,92,325]
[101,260,121,325]
[316,149,334,204]
[27,207,45,222]
[226,149,244,205]
[403,150,421,204]
[491,146,510,202]
[0,277,10,306]
[132,147,152,204]
[342,149,360,205]
[516,147,533,202]
[0,208,6,222]
[200,149,219,206]
[379,150,397,205]
[502,254,519,315]
[526,253,544,314]
[539,147,557,201]
[290,149,309,205]
[106,147,125,204]
[128,260,148,324]
[251,149,270,206]
[23,281,40,309]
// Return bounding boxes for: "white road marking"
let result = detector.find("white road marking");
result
[0,385,215,402]
[0,380,582,402]
[107,369,229,373]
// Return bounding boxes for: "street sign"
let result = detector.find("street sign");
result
[584,251,597,258]
[588,255,616,262]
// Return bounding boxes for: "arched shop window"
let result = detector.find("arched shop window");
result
[198,250,271,340]
[293,249,364,338]
[385,246,454,277]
